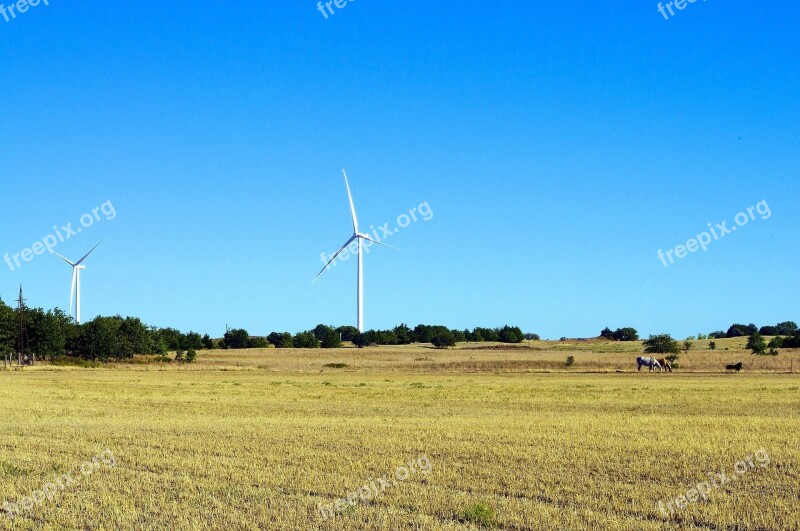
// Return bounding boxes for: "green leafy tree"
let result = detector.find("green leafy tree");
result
[312,324,334,342]
[182,332,204,350]
[248,337,270,348]
[185,349,197,363]
[293,331,320,348]
[336,326,360,343]
[223,328,250,349]
[268,332,294,348]
[759,326,779,336]
[76,317,125,361]
[643,334,680,355]
[413,325,435,344]
[154,327,183,351]
[27,308,66,359]
[0,298,16,358]
[498,325,524,344]
[320,327,342,349]
[431,329,456,348]
[201,334,215,350]
[746,332,767,356]
[393,324,413,345]
[118,317,155,357]
[784,332,800,348]
[682,340,692,353]
[473,327,499,342]
[727,324,757,338]
[614,328,639,342]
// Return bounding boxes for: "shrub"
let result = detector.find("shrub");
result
[709,341,716,350]
[565,356,575,367]
[461,503,497,528]
[185,349,197,363]
[175,348,185,362]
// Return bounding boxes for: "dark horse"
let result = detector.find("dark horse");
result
[726,362,743,372]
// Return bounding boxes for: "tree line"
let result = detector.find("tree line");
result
[707,321,798,339]
[231,324,531,350]
[3,295,796,362]
[0,297,534,360]
[0,298,210,362]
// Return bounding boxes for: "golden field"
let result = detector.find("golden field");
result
[1,339,798,530]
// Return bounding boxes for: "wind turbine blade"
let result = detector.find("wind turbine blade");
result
[313,235,357,281]
[53,252,76,266]
[76,240,103,265]
[342,169,359,233]
[69,268,77,316]
[360,234,401,251]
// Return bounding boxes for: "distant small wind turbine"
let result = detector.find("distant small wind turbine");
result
[315,170,394,332]
[54,241,102,324]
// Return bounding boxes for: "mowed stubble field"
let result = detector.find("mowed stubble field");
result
[1,339,798,530]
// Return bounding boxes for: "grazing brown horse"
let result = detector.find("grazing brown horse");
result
[657,358,672,372]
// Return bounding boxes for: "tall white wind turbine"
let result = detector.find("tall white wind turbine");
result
[54,241,102,324]
[315,170,393,332]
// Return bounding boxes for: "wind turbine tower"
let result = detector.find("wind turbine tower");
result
[54,241,102,324]
[315,170,392,332]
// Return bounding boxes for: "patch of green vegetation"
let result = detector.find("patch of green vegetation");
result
[461,503,497,527]
[0,462,26,477]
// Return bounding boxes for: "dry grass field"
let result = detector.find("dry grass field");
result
[1,339,798,530]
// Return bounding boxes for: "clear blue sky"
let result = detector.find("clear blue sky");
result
[1,1,798,339]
